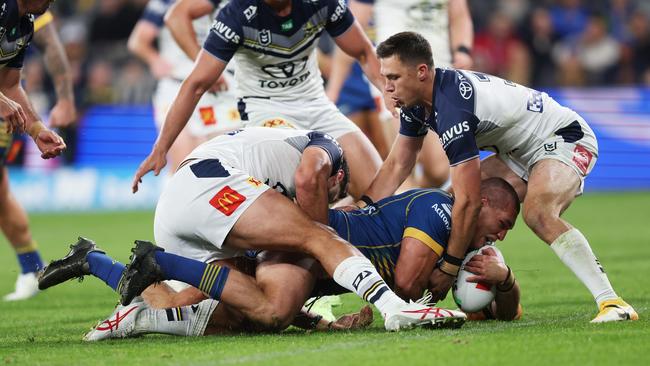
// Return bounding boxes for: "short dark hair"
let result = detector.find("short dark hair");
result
[337,155,350,200]
[376,31,434,68]
[481,178,521,216]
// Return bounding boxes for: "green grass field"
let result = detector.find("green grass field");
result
[0,192,649,365]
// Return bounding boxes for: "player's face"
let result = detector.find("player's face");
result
[24,0,53,15]
[471,200,516,248]
[380,56,421,108]
[326,170,346,203]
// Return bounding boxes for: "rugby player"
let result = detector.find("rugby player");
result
[127,0,241,176]
[326,0,474,188]
[133,0,384,199]
[41,127,455,332]
[1,2,70,300]
[361,31,637,322]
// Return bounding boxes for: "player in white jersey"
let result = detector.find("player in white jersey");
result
[127,0,241,174]
[327,0,474,188]
[361,32,637,323]
[135,0,384,199]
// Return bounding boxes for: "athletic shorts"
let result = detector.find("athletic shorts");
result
[336,63,378,116]
[153,158,270,263]
[500,115,598,195]
[237,96,360,139]
[153,76,242,137]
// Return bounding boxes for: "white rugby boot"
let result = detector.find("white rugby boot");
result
[3,272,40,301]
[83,299,148,341]
[384,302,467,331]
[591,298,638,323]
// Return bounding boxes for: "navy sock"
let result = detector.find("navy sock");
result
[155,251,230,300]
[17,250,44,274]
[87,252,125,292]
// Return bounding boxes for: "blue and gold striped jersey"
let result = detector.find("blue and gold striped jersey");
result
[328,188,453,286]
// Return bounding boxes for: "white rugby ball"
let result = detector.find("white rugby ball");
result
[452,246,505,312]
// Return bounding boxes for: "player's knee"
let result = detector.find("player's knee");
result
[522,202,556,235]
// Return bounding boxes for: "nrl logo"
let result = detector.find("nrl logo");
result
[258,29,272,46]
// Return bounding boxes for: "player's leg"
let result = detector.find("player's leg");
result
[523,159,637,322]
[0,167,43,301]
[347,109,390,159]
[416,131,450,188]
[480,155,528,201]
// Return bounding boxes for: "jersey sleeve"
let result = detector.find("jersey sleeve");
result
[140,0,170,27]
[399,108,428,137]
[306,131,343,176]
[403,192,452,257]
[202,3,242,63]
[5,46,27,69]
[437,111,480,166]
[325,0,355,37]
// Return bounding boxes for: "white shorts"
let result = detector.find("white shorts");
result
[153,76,242,137]
[153,158,270,263]
[237,96,360,138]
[500,116,598,194]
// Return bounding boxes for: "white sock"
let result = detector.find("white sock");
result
[550,228,618,306]
[332,256,406,318]
[135,299,219,336]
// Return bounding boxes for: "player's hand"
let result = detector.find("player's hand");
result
[132,148,167,193]
[428,268,455,302]
[324,305,373,331]
[48,99,77,128]
[209,75,229,93]
[464,247,508,285]
[0,94,27,133]
[452,51,473,70]
[35,129,66,159]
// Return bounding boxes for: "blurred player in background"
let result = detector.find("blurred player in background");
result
[1,3,71,301]
[365,31,637,322]
[135,0,383,200]
[127,0,240,176]
[327,0,474,188]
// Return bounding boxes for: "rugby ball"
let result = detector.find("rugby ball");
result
[452,246,505,312]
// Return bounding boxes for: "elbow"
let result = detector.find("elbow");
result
[295,169,322,197]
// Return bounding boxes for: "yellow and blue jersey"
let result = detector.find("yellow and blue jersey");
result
[328,188,453,286]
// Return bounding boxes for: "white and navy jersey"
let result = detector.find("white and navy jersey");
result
[186,127,343,198]
[202,0,355,100]
[0,0,34,69]
[358,0,451,67]
[399,68,585,166]
[140,0,219,80]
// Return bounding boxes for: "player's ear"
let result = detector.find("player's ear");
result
[417,64,428,81]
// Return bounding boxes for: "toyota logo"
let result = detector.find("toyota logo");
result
[459,81,473,100]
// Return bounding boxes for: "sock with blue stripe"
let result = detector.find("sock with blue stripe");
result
[87,252,126,292]
[16,242,44,274]
[154,251,230,300]
[333,256,406,318]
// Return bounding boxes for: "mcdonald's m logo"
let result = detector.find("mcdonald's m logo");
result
[209,186,246,216]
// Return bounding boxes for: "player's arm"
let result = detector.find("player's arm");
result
[393,237,438,301]
[0,67,66,158]
[325,0,373,103]
[127,20,169,79]
[32,21,77,127]
[132,51,226,192]
[332,21,383,97]
[464,248,521,321]
[428,158,482,300]
[165,0,215,61]
[295,146,333,224]
[361,134,423,205]
[448,0,474,69]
